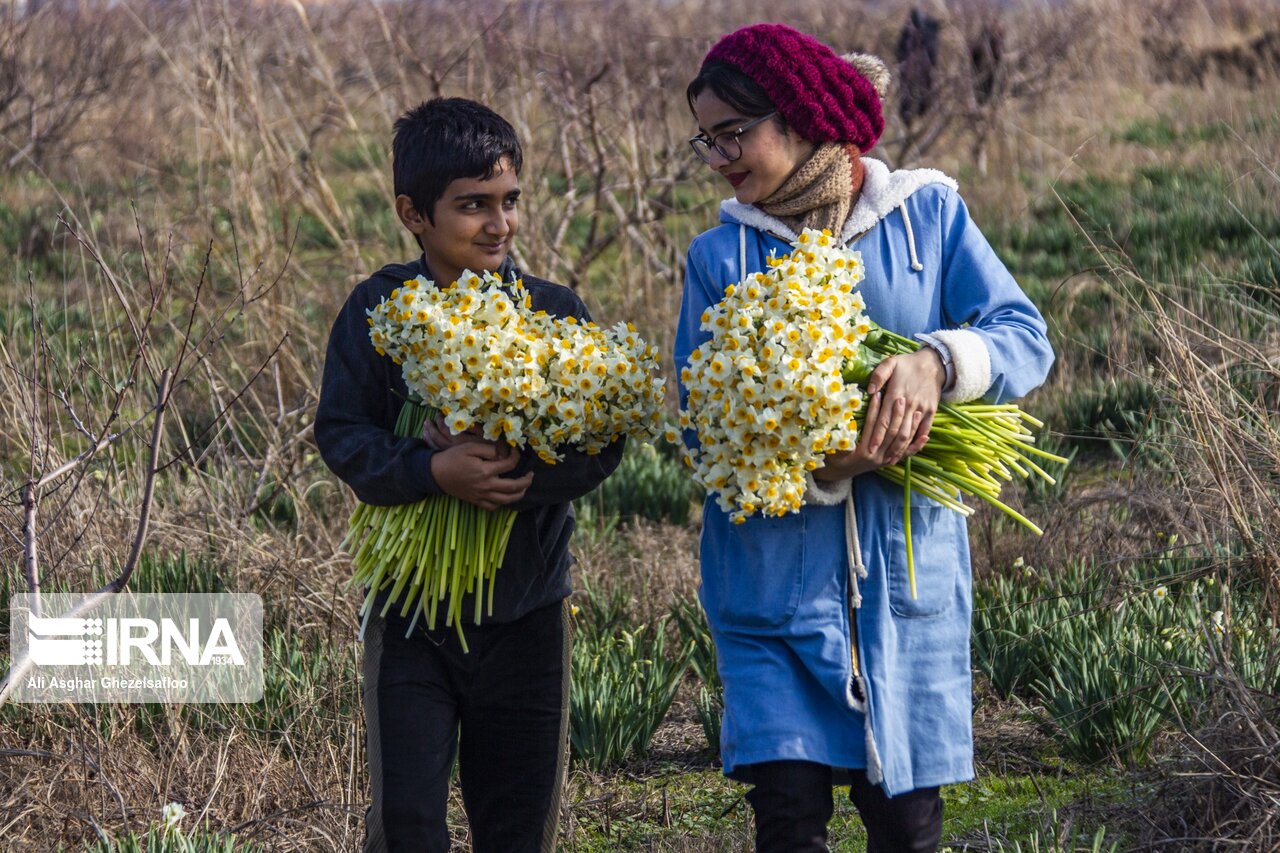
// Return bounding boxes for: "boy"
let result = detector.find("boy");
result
[315,97,623,853]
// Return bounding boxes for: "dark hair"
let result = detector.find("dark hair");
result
[392,98,523,223]
[686,60,789,133]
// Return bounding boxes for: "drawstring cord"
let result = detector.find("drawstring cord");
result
[899,203,924,271]
[845,486,883,785]
[845,487,868,691]
[846,486,868,609]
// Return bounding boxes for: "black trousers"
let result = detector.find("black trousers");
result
[744,760,944,853]
[361,600,570,853]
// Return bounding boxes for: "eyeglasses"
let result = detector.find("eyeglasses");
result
[688,112,778,164]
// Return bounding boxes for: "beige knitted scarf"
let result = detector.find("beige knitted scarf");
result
[757,142,865,238]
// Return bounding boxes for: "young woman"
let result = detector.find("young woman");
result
[674,24,1055,853]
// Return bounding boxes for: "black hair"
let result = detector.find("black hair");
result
[392,97,523,224]
[686,60,789,133]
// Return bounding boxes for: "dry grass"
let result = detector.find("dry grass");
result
[0,0,1278,849]
[574,517,701,627]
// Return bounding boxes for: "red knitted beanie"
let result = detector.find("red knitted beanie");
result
[704,23,885,151]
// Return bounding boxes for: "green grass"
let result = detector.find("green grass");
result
[108,550,229,595]
[568,768,750,851]
[671,593,721,754]
[991,165,1280,331]
[936,772,1129,851]
[183,625,360,741]
[569,621,692,771]
[574,438,700,527]
[1115,116,1235,148]
[330,138,387,172]
[1052,376,1160,459]
[81,827,262,852]
[1115,111,1280,150]
[973,549,1279,766]
[564,766,1126,851]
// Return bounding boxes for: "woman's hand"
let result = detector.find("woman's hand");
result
[863,347,946,460]
[813,390,897,481]
[813,348,945,481]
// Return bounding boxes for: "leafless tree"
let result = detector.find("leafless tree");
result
[0,215,288,706]
[0,4,138,171]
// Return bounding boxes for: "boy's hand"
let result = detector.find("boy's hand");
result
[424,415,486,451]
[430,441,533,511]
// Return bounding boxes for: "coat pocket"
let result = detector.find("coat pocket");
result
[887,503,962,619]
[705,512,807,629]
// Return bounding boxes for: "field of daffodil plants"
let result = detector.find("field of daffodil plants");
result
[1,1,1278,850]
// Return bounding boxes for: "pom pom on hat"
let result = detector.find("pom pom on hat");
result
[704,23,886,151]
[843,53,891,100]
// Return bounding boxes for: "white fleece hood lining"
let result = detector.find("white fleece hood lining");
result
[719,158,958,245]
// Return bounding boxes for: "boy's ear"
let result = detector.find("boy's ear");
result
[395,194,430,236]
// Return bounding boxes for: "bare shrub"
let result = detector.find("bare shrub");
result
[1144,670,1280,849]
[0,4,138,172]
[0,211,294,690]
[869,1,1102,172]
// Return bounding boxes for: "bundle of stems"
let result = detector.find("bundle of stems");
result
[344,400,515,651]
[844,324,1068,598]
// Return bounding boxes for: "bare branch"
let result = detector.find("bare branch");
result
[158,333,289,473]
[2,368,172,707]
[56,214,152,382]
[53,388,95,442]
[110,368,173,592]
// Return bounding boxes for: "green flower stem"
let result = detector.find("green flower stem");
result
[904,457,916,599]
[346,400,517,653]
[872,467,968,513]
[474,512,486,625]
[838,322,1064,600]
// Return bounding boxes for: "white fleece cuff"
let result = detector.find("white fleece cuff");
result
[927,328,991,403]
[804,472,851,506]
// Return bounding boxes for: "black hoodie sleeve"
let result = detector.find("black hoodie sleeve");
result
[506,437,625,510]
[315,276,443,507]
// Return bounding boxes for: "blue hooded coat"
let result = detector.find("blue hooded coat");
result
[674,159,1055,796]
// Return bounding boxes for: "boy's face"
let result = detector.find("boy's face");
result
[396,157,520,286]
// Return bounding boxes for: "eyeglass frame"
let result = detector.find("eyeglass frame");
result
[688,111,779,163]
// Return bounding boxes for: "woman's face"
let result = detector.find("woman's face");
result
[692,90,814,205]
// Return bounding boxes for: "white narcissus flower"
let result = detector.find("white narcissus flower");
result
[678,229,872,521]
[1211,610,1226,635]
[161,801,187,831]
[368,270,664,463]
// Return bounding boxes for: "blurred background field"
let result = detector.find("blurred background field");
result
[0,0,1278,849]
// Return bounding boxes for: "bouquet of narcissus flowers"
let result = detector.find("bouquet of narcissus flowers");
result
[346,270,665,649]
[678,230,872,522]
[677,229,1066,596]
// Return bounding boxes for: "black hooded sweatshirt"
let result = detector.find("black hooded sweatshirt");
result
[316,255,623,623]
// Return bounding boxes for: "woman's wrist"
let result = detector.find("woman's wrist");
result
[915,347,947,392]
[813,452,875,481]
